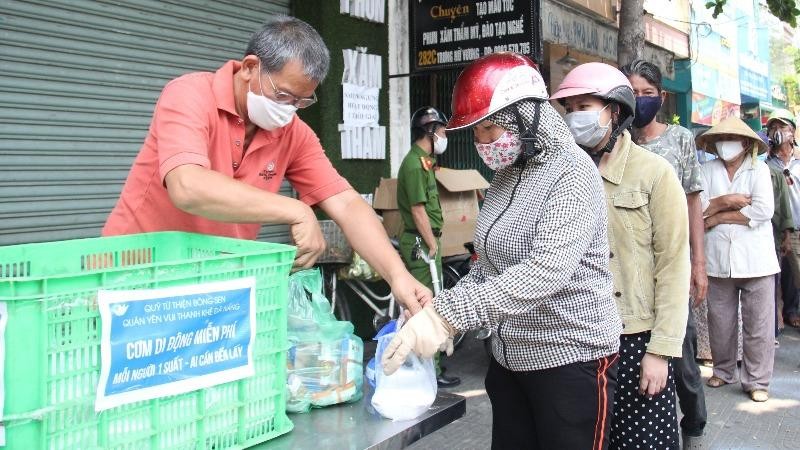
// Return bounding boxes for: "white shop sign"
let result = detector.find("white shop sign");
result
[339,125,386,160]
[340,0,385,23]
[342,83,380,126]
[340,48,385,159]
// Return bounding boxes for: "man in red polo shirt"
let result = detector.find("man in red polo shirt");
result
[104,16,431,312]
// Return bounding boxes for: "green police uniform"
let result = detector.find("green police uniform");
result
[397,144,443,291]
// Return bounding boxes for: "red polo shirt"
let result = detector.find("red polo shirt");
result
[103,61,351,239]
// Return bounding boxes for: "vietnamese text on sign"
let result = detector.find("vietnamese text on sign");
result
[411,0,536,72]
[95,277,256,411]
[340,0,385,23]
[340,48,385,159]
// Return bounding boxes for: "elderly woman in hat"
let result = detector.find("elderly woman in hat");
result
[698,117,780,402]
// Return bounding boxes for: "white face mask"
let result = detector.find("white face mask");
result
[564,105,611,149]
[715,140,745,161]
[246,69,297,131]
[433,134,448,155]
[474,131,522,170]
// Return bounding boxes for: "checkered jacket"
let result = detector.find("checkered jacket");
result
[434,143,622,371]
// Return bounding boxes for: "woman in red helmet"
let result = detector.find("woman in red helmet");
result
[382,52,622,450]
[551,63,690,450]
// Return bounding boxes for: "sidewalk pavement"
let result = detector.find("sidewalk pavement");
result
[410,328,800,450]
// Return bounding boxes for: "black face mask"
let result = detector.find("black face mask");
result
[632,96,662,128]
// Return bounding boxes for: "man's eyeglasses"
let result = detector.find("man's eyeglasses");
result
[263,71,317,109]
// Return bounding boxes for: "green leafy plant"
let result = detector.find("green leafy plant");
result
[783,74,800,108]
[707,0,799,27]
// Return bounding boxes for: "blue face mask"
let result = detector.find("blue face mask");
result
[633,96,662,128]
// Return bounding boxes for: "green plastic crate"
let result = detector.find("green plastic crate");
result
[0,232,296,450]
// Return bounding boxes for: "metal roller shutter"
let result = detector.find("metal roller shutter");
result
[0,0,293,245]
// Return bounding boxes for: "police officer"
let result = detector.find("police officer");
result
[397,106,460,387]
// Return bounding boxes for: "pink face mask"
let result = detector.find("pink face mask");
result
[474,131,522,170]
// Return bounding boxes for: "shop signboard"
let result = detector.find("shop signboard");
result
[692,63,740,105]
[739,66,770,103]
[542,0,616,61]
[542,0,675,79]
[339,0,385,23]
[410,0,539,72]
[95,278,256,411]
[691,91,741,126]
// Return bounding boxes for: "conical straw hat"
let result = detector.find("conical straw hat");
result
[696,116,768,155]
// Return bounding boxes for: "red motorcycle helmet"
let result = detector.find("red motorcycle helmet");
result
[447,52,548,131]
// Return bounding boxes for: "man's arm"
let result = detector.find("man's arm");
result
[166,164,308,223]
[686,192,708,304]
[704,194,749,217]
[318,189,433,313]
[705,210,751,228]
[411,204,438,256]
[165,164,325,268]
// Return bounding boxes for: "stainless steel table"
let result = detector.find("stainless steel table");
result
[252,388,466,450]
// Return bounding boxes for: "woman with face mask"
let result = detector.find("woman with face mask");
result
[621,59,709,448]
[696,117,779,403]
[551,62,690,450]
[382,53,623,450]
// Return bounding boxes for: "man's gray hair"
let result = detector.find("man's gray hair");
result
[245,15,330,83]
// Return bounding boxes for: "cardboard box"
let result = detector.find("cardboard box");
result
[372,168,490,256]
[373,178,405,239]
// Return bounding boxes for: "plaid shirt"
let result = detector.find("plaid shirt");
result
[434,143,622,371]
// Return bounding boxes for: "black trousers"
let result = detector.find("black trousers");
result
[485,354,618,450]
[672,306,708,436]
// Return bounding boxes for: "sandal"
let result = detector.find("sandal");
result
[749,390,769,402]
[706,376,729,388]
[788,315,800,328]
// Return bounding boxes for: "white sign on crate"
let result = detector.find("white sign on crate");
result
[95,278,256,411]
[340,48,385,160]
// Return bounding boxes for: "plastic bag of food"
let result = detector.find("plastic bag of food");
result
[371,320,437,421]
[337,252,382,281]
[286,269,363,413]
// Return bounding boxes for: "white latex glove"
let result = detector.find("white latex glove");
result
[381,305,455,375]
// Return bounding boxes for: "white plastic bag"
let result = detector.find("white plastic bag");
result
[371,322,437,421]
